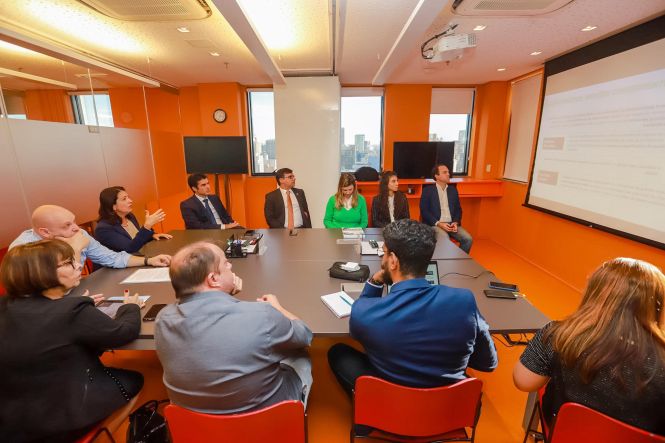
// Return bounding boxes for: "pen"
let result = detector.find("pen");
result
[339,293,354,307]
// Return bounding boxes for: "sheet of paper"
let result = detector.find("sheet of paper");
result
[120,268,170,284]
[360,241,384,255]
[96,302,123,319]
[107,295,151,303]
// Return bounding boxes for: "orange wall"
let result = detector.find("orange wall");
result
[24,89,74,123]
[382,84,432,170]
[108,87,148,129]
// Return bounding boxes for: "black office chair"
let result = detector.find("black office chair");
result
[354,166,379,181]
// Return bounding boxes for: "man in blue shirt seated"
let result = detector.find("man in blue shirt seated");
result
[328,219,497,396]
[10,205,171,269]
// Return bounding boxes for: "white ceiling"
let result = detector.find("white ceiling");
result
[0,0,663,90]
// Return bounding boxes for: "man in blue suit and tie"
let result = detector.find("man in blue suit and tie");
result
[419,164,473,253]
[180,173,240,230]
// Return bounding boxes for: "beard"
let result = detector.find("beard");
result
[381,264,393,286]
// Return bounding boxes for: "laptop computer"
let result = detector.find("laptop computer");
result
[387,260,440,293]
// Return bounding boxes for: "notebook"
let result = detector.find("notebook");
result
[321,291,355,318]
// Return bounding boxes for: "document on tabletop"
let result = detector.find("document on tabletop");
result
[121,268,171,284]
[360,241,384,255]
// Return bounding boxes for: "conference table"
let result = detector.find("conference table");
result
[71,228,549,350]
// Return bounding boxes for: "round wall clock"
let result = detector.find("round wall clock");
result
[213,108,227,123]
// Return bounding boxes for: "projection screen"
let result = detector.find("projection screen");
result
[526,15,665,249]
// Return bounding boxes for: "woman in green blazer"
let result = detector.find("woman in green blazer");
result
[323,173,368,228]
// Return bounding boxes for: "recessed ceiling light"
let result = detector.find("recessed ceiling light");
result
[177,27,190,33]
[530,51,542,56]
[581,25,597,32]
[497,67,506,72]
[209,51,220,57]
[473,25,486,31]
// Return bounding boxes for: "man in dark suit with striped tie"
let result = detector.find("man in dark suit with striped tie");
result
[264,168,312,229]
[180,173,240,230]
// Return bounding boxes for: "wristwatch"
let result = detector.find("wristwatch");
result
[144,256,149,266]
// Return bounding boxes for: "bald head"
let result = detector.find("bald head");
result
[170,242,229,297]
[32,205,80,239]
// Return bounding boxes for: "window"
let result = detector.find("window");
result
[71,92,114,127]
[429,88,474,175]
[248,89,276,175]
[340,88,383,173]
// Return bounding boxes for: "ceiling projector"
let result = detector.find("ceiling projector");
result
[429,33,477,62]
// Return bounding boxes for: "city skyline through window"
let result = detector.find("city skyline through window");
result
[429,113,471,175]
[340,95,382,172]
[248,90,276,174]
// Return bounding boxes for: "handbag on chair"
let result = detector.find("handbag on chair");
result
[127,400,170,443]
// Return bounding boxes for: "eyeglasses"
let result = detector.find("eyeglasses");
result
[57,258,78,270]
[284,175,295,179]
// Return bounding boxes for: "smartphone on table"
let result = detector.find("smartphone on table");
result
[489,281,519,292]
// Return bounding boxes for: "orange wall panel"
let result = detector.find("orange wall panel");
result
[383,84,432,170]
[244,177,276,229]
[477,181,665,291]
[108,87,148,129]
[179,86,203,136]
[24,89,74,123]
[471,82,511,179]
[197,83,245,136]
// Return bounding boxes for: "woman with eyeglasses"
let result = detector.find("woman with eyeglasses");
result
[0,240,145,442]
[323,173,368,228]
[95,186,172,253]
[371,171,410,228]
[513,257,665,434]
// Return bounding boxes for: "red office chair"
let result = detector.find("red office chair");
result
[165,400,307,443]
[548,403,665,443]
[352,376,483,442]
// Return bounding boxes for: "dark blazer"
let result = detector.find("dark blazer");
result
[420,184,463,226]
[371,191,410,228]
[0,295,142,442]
[180,194,234,229]
[264,188,312,228]
[94,212,154,253]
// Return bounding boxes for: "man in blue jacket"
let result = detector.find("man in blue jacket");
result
[419,163,473,253]
[328,219,497,396]
[180,173,240,230]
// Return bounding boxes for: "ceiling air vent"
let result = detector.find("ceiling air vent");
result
[78,0,212,21]
[452,0,574,16]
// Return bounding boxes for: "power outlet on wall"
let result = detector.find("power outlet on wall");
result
[485,164,492,173]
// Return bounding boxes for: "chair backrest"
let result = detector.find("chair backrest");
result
[549,403,665,443]
[165,400,306,443]
[354,376,482,437]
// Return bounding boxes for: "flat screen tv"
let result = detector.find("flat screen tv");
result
[393,142,453,179]
[184,136,249,174]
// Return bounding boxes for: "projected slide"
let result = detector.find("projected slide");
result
[528,38,665,247]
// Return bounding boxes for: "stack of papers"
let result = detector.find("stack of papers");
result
[342,228,364,239]
[321,291,355,318]
[361,241,384,255]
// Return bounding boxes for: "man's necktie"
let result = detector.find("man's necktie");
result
[203,198,216,223]
[286,190,295,230]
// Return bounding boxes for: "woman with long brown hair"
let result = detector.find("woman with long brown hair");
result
[323,173,368,228]
[371,171,410,228]
[513,257,665,434]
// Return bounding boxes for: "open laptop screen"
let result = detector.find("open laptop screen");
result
[388,261,439,293]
